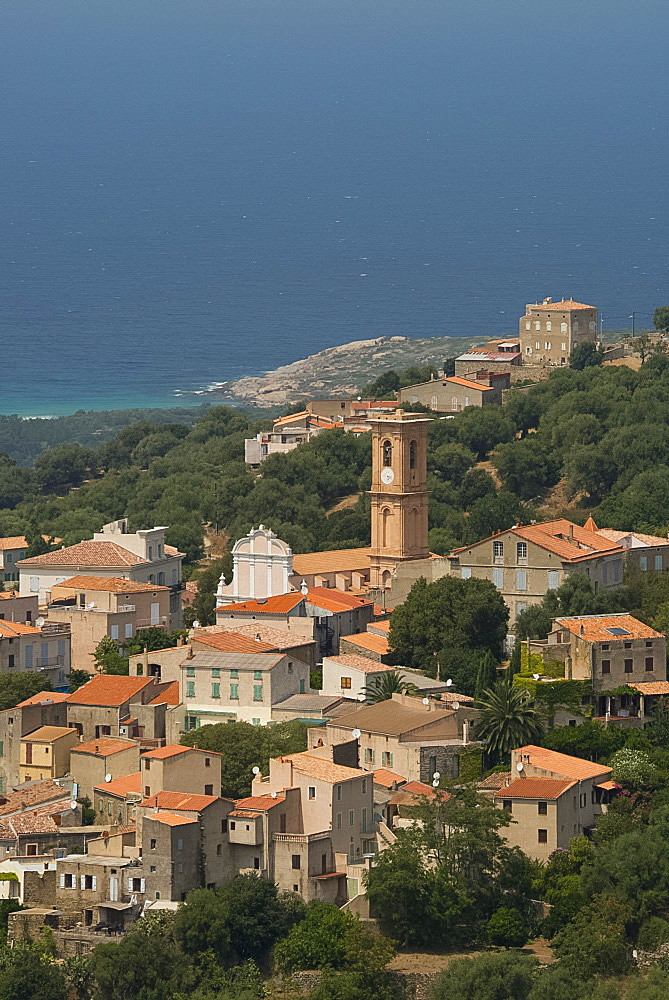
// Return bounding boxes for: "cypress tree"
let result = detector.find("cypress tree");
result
[475,649,499,701]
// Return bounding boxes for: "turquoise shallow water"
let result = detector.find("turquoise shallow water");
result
[1,0,668,417]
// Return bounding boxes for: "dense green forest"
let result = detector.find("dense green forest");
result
[2,357,669,575]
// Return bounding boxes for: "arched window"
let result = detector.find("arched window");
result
[382,570,392,588]
[381,507,391,548]
[409,440,417,470]
[383,440,392,467]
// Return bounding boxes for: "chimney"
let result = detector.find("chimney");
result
[186,645,194,660]
[143,646,149,671]
[569,524,574,540]
[462,719,469,744]
[579,625,585,636]
[193,742,198,749]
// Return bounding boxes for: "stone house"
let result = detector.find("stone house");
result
[454,341,522,377]
[18,518,185,629]
[0,591,38,624]
[448,519,626,626]
[519,297,598,366]
[46,576,171,673]
[55,853,145,924]
[19,726,79,784]
[0,537,29,587]
[399,372,507,411]
[139,744,221,800]
[303,588,375,658]
[66,674,163,742]
[0,619,71,690]
[192,625,318,672]
[70,737,140,801]
[270,693,355,725]
[0,692,70,794]
[141,812,200,903]
[215,591,311,630]
[93,772,142,827]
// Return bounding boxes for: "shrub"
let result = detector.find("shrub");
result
[487,907,529,949]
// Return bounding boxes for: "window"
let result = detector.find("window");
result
[601,660,610,674]
[186,666,195,678]
[25,646,32,669]
[253,685,263,702]
[589,321,596,332]
[61,873,75,888]
[205,784,213,796]
[292,855,301,870]
[186,681,195,698]
[308,786,316,799]
[205,757,210,767]
[252,718,260,726]
[230,684,238,699]
[362,807,367,832]
[526,321,530,330]
[538,802,547,815]
[544,342,551,350]
[516,542,527,562]
[646,640,653,647]
[493,540,504,562]
[465,396,471,407]
[230,669,239,678]
[364,748,375,764]
[336,812,342,829]
[382,440,392,467]
[493,569,503,589]
[110,625,119,640]
[640,555,648,571]
[561,322,567,333]
[431,394,438,409]
[211,683,220,699]
[150,838,157,849]
[461,567,471,580]
[573,321,579,333]
[561,342,567,351]
[211,668,220,678]
[538,829,548,844]
[535,341,540,350]
[516,570,527,591]
[655,555,663,571]
[546,321,552,331]
[535,321,540,330]
[253,670,263,680]
[341,677,351,689]
[125,623,133,638]
[349,810,354,826]
[516,602,526,615]
[409,441,417,469]
[451,396,459,411]
[502,800,512,813]
[361,778,366,794]
[177,839,183,851]
[144,759,151,771]
[525,346,532,355]
[0,742,3,757]
[624,659,633,673]
[382,752,393,767]
[645,657,654,672]
[624,641,632,649]
[547,571,559,590]
[8,655,14,669]
[601,643,609,651]
[580,793,587,808]
[336,785,341,800]
[29,577,39,593]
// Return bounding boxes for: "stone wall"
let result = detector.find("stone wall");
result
[24,868,57,907]
[285,969,440,1000]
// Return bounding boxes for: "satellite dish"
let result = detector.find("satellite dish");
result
[446,678,452,687]
[452,702,460,711]
[35,616,45,628]
[516,762,524,772]
[533,673,540,681]
[352,729,361,739]
[432,779,439,788]
[271,791,277,799]
[252,766,260,775]
[87,602,95,610]
[192,620,200,629]
[105,774,112,783]
[70,801,78,810]
[433,771,441,781]
[422,697,429,706]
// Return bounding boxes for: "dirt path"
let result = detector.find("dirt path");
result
[388,938,555,974]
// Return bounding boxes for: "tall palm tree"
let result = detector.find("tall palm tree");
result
[365,670,419,704]
[476,680,543,761]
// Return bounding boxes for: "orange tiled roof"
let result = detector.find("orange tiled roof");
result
[340,631,389,656]
[629,681,669,696]
[373,604,393,617]
[53,575,169,593]
[370,620,390,634]
[67,675,154,707]
[21,726,76,742]
[191,630,275,653]
[18,540,147,568]
[145,811,197,827]
[0,780,69,816]
[595,528,669,548]
[0,536,27,551]
[0,621,41,638]
[0,591,20,600]
[324,653,388,674]
[447,375,494,391]
[452,518,623,564]
[148,681,181,706]
[72,737,137,757]
[217,593,305,615]
[477,771,512,791]
[229,809,263,818]
[236,794,285,811]
[306,587,373,613]
[16,691,70,708]
[94,772,141,798]
[141,744,189,760]
[279,750,366,783]
[554,614,664,642]
[140,790,218,811]
[597,779,619,791]
[515,745,611,781]
[213,623,314,649]
[372,768,407,788]
[528,298,595,311]
[401,780,439,796]
[495,777,575,800]
[292,548,370,576]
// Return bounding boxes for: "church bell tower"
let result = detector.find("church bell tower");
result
[369,410,430,589]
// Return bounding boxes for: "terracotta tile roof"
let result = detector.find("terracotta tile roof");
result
[324,653,388,674]
[0,590,20,600]
[53,575,169,593]
[0,621,41,638]
[340,631,389,656]
[141,744,189,760]
[139,791,218,811]
[373,604,393,617]
[148,681,180,706]
[457,351,521,363]
[331,699,454,736]
[164,544,182,557]
[388,781,443,805]
[306,587,373,613]
[373,768,407,788]
[21,726,76,742]
[200,623,315,649]
[67,675,154,707]
[279,751,366,784]
[0,780,70,816]
[477,771,511,791]
[16,691,70,708]
[94,772,141,798]
[6,811,61,836]
[292,548,370,576]
[217,593,306,615]
[18,540,147,568]
[495,777,575,800]
[229,809,263,818]
[369,620,390,635]
[514,745,611,781]
[191,629,275,653]
[452,519,623,564]
[447,375,494,391]
[0,536,27,551]
[273,693,347,713]
[401,780,439,797]
[629,681,669,696]
[145,811,198,827]
[71,737,137,758]
[595,528,669,548]
[528,299,595,311]
[553,614,664,642]
[597,779,619,791]
[236,794,285,811]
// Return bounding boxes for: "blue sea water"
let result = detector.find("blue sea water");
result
[1,0,668,416]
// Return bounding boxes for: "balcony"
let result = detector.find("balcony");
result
[272,831,331,844]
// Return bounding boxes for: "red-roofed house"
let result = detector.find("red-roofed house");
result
[139,744,221,800]
[70,737,140,800]
[398,372,506,411]
[66,674,162,743]
[0,694,70,796]
[448,519,626,624]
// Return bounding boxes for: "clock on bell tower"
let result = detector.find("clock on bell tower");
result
[368,409,430,589]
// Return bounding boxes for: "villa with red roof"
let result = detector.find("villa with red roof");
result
[519,296,598,366]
